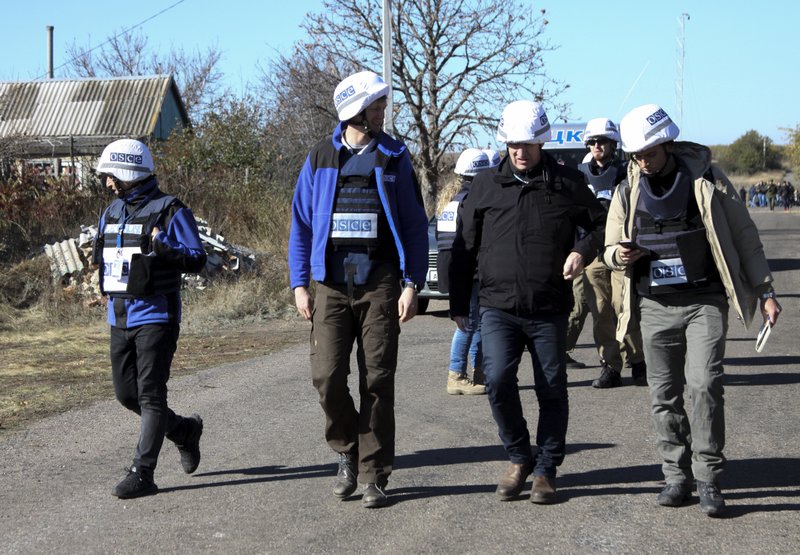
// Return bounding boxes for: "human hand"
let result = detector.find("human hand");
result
[398,286,417,323]
[761,297,782,326]
[452,315,470,332]
[294,286,314,320]
[562,252,585,280]
[616,242,645,266]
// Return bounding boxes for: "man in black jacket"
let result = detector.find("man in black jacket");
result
[449,100,606,504]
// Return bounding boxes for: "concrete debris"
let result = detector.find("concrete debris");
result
[43,217,257,298]
[44,238,85,279]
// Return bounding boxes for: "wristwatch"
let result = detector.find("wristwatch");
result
[404,280,421,293]
[760,290,776,300]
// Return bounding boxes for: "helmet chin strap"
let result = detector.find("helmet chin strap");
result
[346,113,377,139]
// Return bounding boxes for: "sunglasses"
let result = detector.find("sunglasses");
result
[586,139,612,146]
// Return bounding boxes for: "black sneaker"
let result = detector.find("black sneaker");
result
[565,353,586,369]
[362,482,389,508]
[592,363,622,389]
[631,361,648,386]
[333,452,358,499]
[656,483,691,507]
[176,414,203,474]
[697,481,726,517]
[112,466,158,499]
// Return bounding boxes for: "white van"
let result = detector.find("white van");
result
[543,123,589,169]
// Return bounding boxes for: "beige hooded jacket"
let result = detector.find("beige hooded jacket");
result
[602,141,773,341]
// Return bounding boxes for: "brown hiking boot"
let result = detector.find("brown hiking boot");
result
[496,461,533,500]
[530,475,557,504]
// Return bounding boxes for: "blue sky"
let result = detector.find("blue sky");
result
[1,0,794,146]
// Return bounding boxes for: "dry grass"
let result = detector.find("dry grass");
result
[0,242,303,437]
[0,302,307,437]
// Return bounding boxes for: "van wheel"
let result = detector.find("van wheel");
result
[416,298,429,315]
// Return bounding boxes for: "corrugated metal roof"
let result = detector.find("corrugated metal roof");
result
[0,75,188,145]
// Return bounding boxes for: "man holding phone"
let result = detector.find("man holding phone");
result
[603,104,781,517]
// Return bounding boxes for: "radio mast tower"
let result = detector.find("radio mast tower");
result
[676,13,690,130]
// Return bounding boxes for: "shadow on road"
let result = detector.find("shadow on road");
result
[161,454,798,516]
[768,258,800,272]
[724,371,800,386]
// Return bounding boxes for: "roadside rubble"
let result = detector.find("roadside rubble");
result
[43,217,257,305]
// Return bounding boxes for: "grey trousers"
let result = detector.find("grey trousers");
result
[639,293,728,484]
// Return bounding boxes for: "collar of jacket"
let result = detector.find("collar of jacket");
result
[588,155,624,176]
[493,152,555,188]
[331,122,407,158]
[122,176,159,204]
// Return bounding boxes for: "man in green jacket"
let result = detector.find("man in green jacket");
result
[603,104,782,518]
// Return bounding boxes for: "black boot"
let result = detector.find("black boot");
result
[176,414,203,474]
[333,452,358,499]
[592,362,622,389]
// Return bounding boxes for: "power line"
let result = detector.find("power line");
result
[37,0,187,80]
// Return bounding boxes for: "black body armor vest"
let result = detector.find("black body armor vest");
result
[99,192,183,299]
[632,177,722,297]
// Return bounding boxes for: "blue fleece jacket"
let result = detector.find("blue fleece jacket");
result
[288,123,428,289]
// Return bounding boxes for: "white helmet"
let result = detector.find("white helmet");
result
[333,71,390,122]
[455,148,491,176]
[96,139,154,183]
[496,100,551,144]
[483,148,502,168]
[620,104,680,153]
[583,118,620,144]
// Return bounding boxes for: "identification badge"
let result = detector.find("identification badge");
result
[111,257,124,279]
[330,212,378,239]
[103,246,141,293]
[650,257,688,287]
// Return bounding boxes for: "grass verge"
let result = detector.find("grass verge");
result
[0,313,308,438]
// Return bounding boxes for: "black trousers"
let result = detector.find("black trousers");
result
[110,324,190,476]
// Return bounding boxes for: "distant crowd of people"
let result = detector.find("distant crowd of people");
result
[740,180,796,211]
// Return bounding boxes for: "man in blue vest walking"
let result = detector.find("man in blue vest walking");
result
[289,71,428,508]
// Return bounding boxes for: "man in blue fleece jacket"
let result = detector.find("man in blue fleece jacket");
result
[288,71,428,508]
[93,139,207,499]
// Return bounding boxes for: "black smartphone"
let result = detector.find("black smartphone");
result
[618,240,639,250]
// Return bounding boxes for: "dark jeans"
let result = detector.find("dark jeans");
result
[480,308,569,477]
[110,324,191,476]
[310,263,401,485]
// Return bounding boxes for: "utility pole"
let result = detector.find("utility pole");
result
[382,0,394,134]
[675,13,689,130]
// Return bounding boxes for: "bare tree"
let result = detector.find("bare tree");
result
[65,30,223,121]
[256,43,351,186]
[299,0,568,205]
